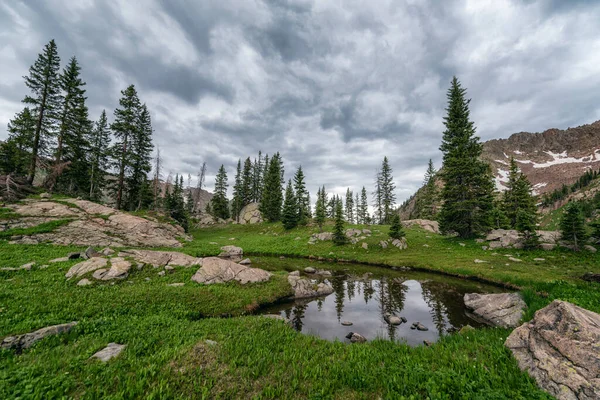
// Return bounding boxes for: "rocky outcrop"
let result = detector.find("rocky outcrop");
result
[91,343,126,362]
[238,202,263,224]
[218,245,243,262]
[65,258,108,279]
[486,229,560,250]
[118,249,202,267]
[402,219,440,234]
[191,257,271,285]
[7,198,188,247]
[287,274,334,299]
[505,300,600,400]
[1,322,77,352]
[91,258,132,281]
[464,293,526,329]
[308,232,334,244]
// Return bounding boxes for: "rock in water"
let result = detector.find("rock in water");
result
[505,300,600,400]
[191,257,271,285]
[288,274,334,299]
[463,293,526,328]
[383,314,403,325]
[1,322,77,352]
[218,245,244,262]
[345,332,367,343]
[91,343,126,362]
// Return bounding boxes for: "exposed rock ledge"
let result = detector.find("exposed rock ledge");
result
[6,198,188,248]
[463,292,526,329]
[1,322,77,352]
[505,300,600,400]
[191,257,271,285]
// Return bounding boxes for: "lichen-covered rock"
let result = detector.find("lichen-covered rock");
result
[92,258,132,280]
[464,292,526,328]
[238,202,263,224]
[118,249,202,268]
[486,229,560,250]
[310,232,334,242]
[288,274,334,299]
[1,322,77,352]
[402,219,440,234]
[505,300,600,400]
[65,257,108,279]
[191,257,271,285]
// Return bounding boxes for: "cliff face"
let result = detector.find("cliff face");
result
[483,120,600,195]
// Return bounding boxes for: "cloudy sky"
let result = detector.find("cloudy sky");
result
[1,0,600,203]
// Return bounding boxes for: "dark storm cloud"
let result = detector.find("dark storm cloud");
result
[2,0,600,203]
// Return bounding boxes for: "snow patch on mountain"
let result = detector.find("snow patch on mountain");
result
[495,168,510,191]
[495,159,509,166]
[516,150,600,169]
[532,182,548,195]
[513,150,523,155]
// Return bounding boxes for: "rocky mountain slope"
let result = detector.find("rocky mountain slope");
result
[401,120,600,219]
[483,120,600,195]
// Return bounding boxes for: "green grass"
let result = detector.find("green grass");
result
[1,221,598,398]
[0,207,21,220]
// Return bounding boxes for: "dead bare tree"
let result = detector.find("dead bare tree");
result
[194,162,207,213]
[0,174,35,202]
[152,147,162,210]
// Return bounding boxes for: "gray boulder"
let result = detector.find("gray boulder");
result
[345,332,367,343]
[91,343,126,362]
[1,322,77,352]
[65,257,108,279]
[191,257,271,285]
[288,274,333,299]
[118,249,202,268]
[218,245,244,262]
[505,300,600,400]
[464,292,526,328]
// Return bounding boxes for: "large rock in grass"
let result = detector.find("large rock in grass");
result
[191,257,271,285]
[238,202,263,224]
[65,257,108,279]
[505,300,600,400]
[118,249,202,268]
[463,292,526,328]
[288,274,334,299]
[218,245,243,262]
[92,258,132,280]
[402,219,440,234]
[1,322,77,352]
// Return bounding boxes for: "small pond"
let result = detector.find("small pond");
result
[257,261,505,346]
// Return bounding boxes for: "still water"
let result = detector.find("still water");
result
[260,269,503,346]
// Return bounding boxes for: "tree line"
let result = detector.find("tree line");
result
[0,40,154,211]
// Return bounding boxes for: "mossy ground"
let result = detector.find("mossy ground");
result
[1,218,598,399]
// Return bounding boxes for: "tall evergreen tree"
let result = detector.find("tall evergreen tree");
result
[360,186,369,225]
[252,151,263,202]
[345,188,354,223]
[380,157,396,224]
[166,175,189,232]
[516,209,539,250]
[126,103,153,210]
[417,159,438,219]
[354,192,361,224]
[438,77,495,238]
[293,166,309,225]
[260,153,284,222]
[111,84,142,210]
[88,110,111,200]
[23,39,62,184]
[241,157,253,206]
[373,169,383,224]
[231,159,243,221]
[211,165,230,220]
[333,196,348,245]
[560,202,587,250]
[282,180,299,230]
[502,157,537,229]
[315,186,327,231]
[2,108,36,175]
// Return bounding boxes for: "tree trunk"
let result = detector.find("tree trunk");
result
[116,134,128,210]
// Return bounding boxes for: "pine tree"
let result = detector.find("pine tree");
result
[502,157,537,229]
[315,186,327,231]
[516,209,539,250]
[389,213,405,240]
[126,103,153,210]
[23,39,62,184]
[373,169,383,224]
[211,165,230,220]
[111,85,142,210]
[360,187,369,225]
[231,159,243,221]
[88,110,111,200]
[3,108,36,175]
[417,159,438,219]
[438,77,495,238]
[560,202,587,250]
[241,157,253,206]
[252,151,263,202]
[167,175,189,232]
[345,188,354,223]
[354,192,360,224]
[282,180,298,230]
[590,219,600,239]
[490,198,510,229]
[380,157,396,224]
[327,196,336,219]
[260,153,284,222]
[333,196,348,245]
[293,166,309,225]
